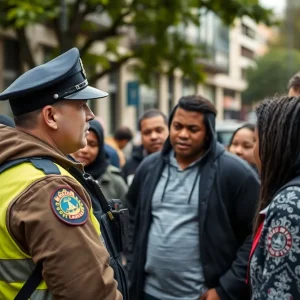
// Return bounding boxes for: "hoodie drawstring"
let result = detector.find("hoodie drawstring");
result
[161,163,201,204]
[187,169,200,204]
[161,163,171,202]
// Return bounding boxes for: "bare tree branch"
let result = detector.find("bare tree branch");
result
[88,55,134,85]
[80,10,132,56]
[80,28,118,57]
[83,4,105,18]
[52,17,62,46]
[16,28,36,69]
[69,0,96,35]
[70,0,83,27]
[53,13,76,53]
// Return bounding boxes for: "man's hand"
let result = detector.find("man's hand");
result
[200,288,221,300]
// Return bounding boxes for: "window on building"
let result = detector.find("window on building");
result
[182,78,196,96]
[138,76,158,117]
[241,68,247,80]
[198,10,229,73]
[3,39,21,88]
[224,88,236,98]
[241,46,255,60]
[203,84,216,103]
[242,23,256,39]
[215,50,229,72]
[223,89,241,119]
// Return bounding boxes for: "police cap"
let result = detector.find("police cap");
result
[0,48,108,116]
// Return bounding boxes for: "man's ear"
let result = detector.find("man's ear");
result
[42,105,58,130]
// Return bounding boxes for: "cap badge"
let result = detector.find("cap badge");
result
[79,58,87,78]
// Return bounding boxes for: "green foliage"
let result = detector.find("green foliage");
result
[274,6,300,51]
[198,0,275,26]
[242,48,300,104]
[0,0,274,85]
[0,0,59,27]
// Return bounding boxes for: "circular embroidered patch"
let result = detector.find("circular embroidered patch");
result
[50,187,88,225]
[267,226,292,257]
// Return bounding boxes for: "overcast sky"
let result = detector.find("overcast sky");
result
[259,0,286,15]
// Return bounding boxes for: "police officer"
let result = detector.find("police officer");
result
[0,48,124,299]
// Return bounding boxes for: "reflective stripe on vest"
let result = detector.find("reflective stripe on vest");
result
[30,289,52,300]
[0,161,101,299]
[0,285,51,300]
[0,259,35,282]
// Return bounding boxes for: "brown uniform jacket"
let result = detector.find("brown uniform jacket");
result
[0,125,122,300]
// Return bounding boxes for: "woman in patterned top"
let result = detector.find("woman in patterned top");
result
[250,96,300,299]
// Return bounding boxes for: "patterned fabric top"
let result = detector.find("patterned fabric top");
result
[250,186,300,300]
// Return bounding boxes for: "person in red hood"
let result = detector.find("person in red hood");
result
[0,48,124,299]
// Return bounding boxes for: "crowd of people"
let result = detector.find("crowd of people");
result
[1,48,300,300]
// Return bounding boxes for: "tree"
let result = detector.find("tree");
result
[242,48,300,104]
[0,0,273,85]
[274,0,300,52]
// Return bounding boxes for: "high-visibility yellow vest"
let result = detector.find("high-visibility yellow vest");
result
[0,161,101,300]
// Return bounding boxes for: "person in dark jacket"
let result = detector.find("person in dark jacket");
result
[72,119,128,203]
[126,95,260,300]
[122,109,168,185]
[250,96,300,299]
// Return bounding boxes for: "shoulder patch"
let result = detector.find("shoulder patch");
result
[267,226,293,257]
[50,187,88,225]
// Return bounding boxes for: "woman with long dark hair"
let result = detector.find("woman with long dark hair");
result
[250,96,300,299]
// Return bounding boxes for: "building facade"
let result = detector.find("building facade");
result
[0,14,260,134]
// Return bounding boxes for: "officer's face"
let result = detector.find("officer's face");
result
[54,100,94,154]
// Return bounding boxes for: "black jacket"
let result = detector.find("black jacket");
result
[126,108,260,300]
[122,145,144,184]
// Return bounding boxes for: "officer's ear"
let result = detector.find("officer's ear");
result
[42,105,58,130]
